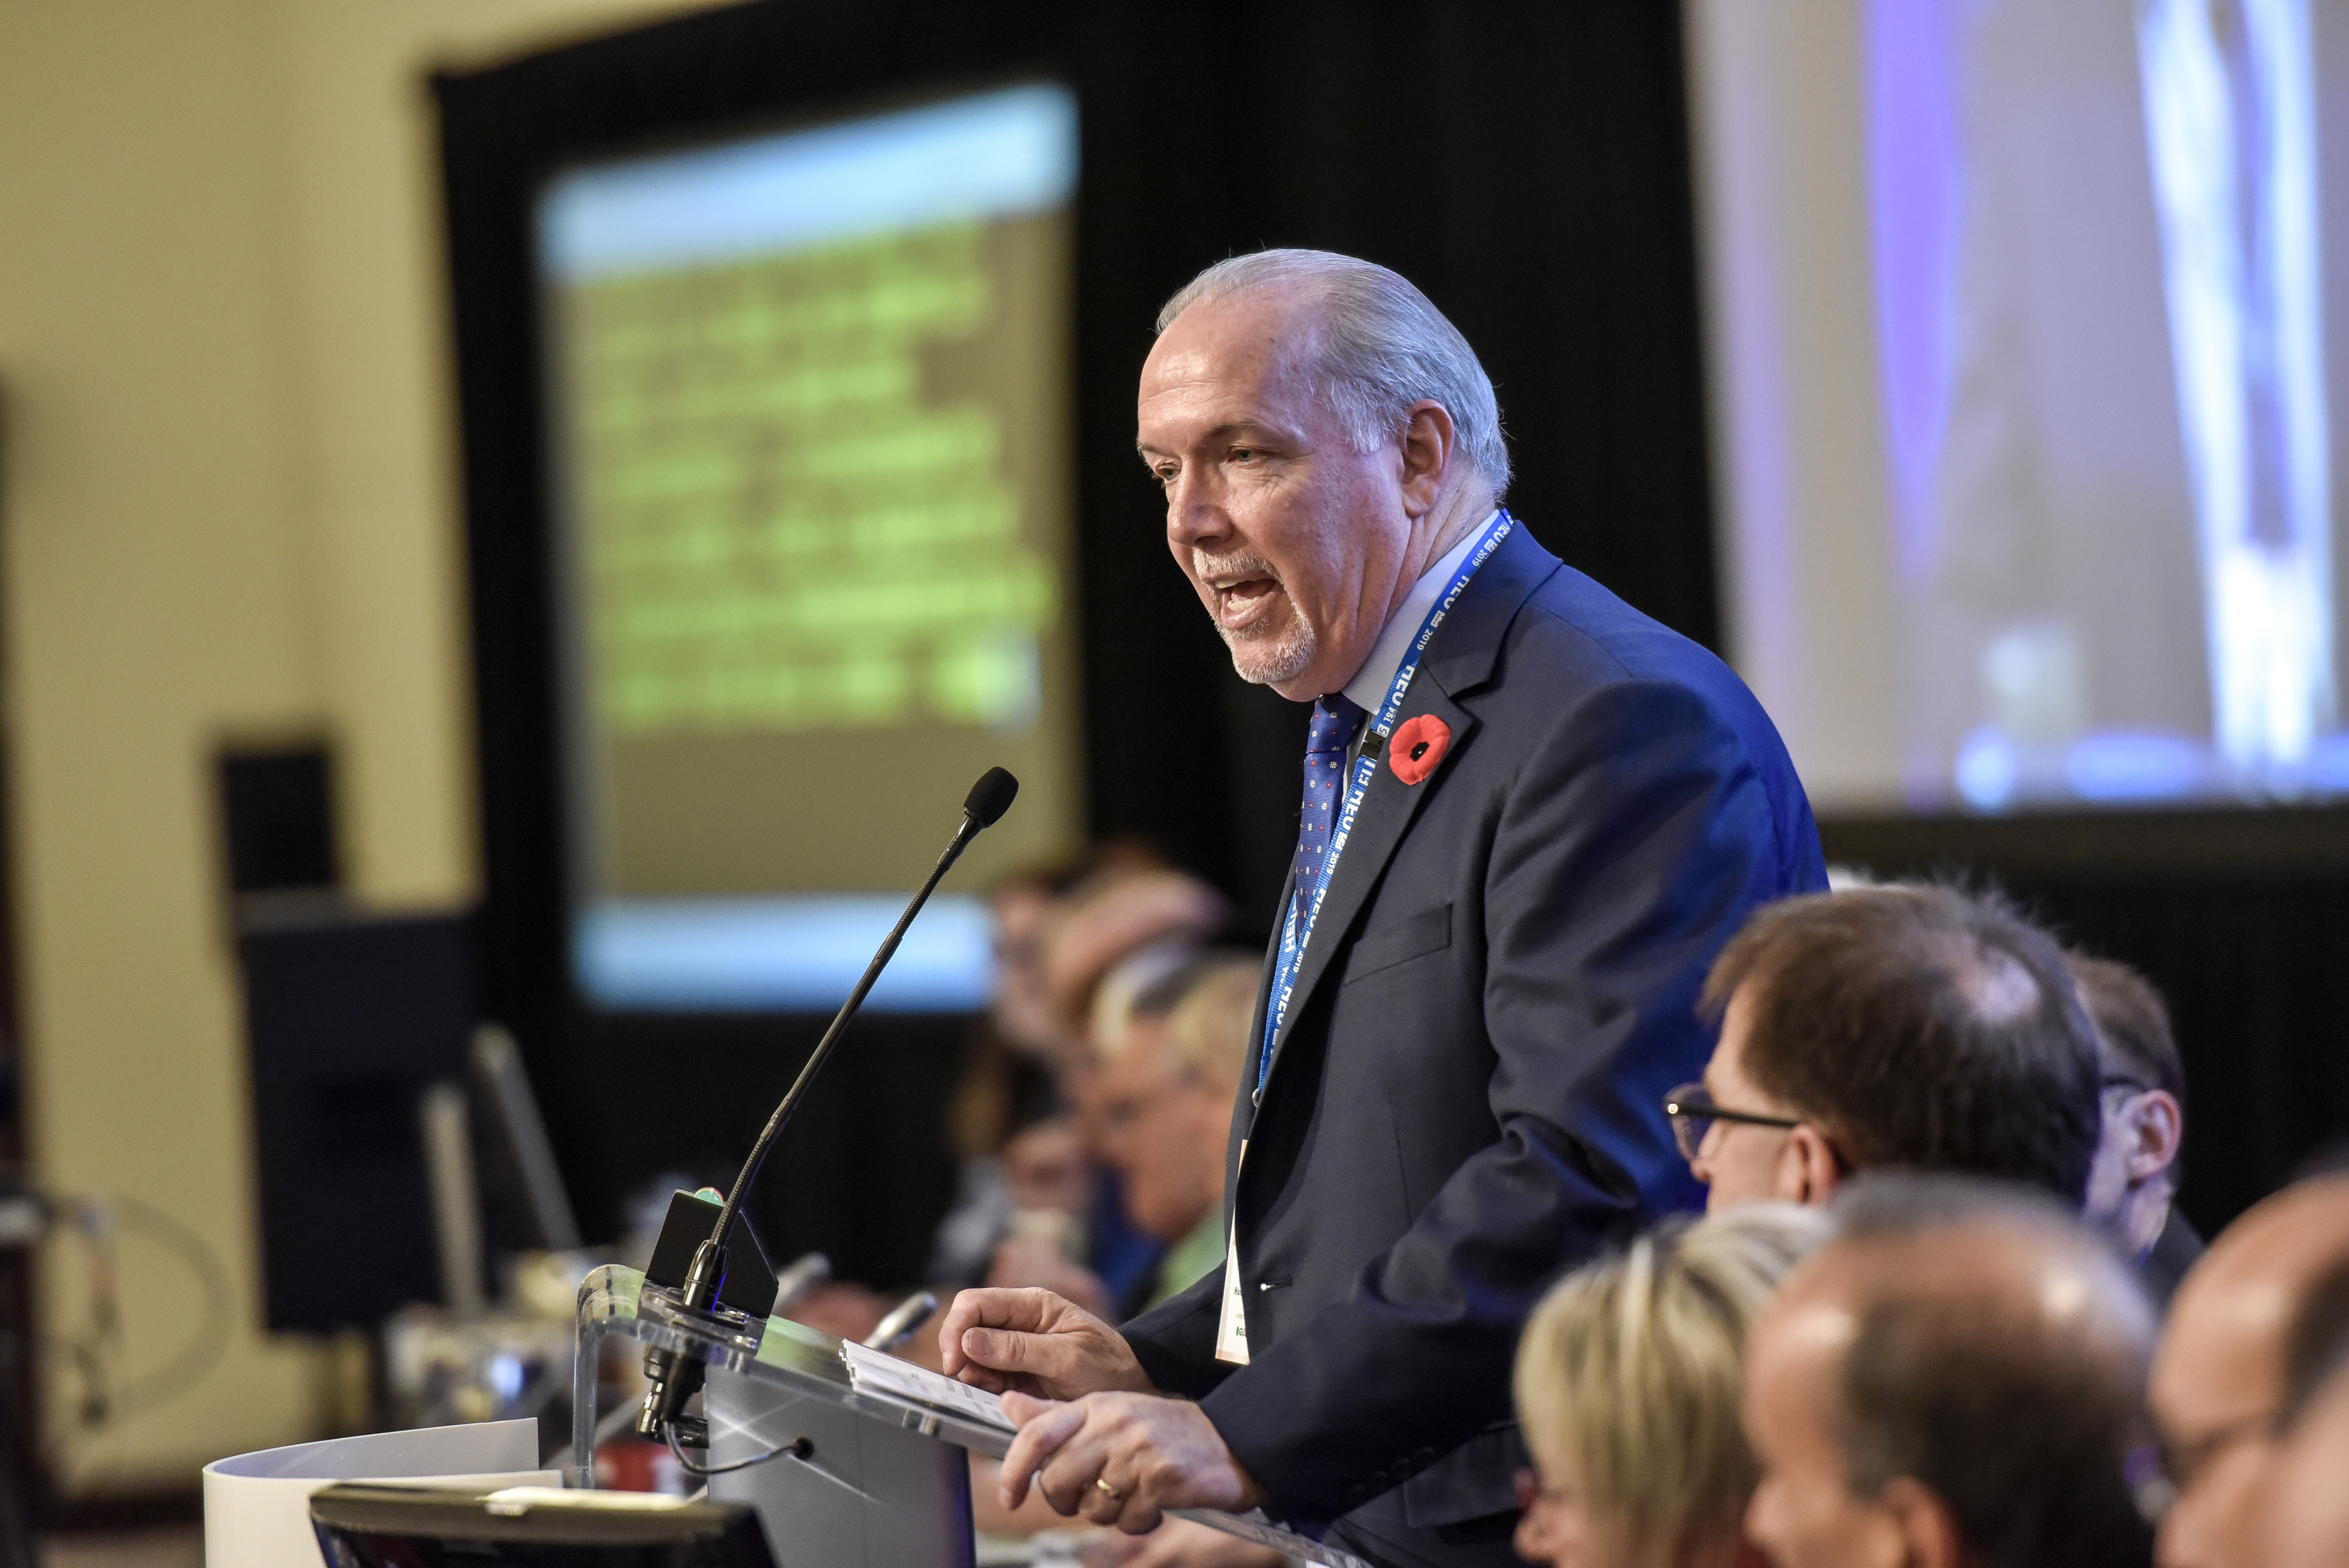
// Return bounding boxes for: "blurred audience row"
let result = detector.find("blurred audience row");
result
[1512,1162,2349,1568]
[1511,879,2345,1568]
[935,843,1249,1318]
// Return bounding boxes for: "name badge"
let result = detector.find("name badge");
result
[1215,1139,1250,1365]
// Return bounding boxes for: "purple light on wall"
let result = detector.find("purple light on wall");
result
[1866,0,1960,587]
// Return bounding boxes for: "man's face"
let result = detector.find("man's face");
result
[2082,1089,2139,1223]
[2149,1268,2293,1568]
[2265,1369,2349,1568]
[1743,1281,1911,1568]
[2084,1083,2183,1255]
[1094,1021,1225,1243]
[1137,286,1422,699]
[1510,1441,1597,1568]
[2146,1184,2349,1568]
[1692,985,1805,1210]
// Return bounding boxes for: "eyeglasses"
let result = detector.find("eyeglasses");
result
[1099,1082,1179,1138]
[1662,1082,1803,1164]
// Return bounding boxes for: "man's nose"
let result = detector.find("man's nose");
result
[1688,1126,1721,1186]
[1165,470,1232,547]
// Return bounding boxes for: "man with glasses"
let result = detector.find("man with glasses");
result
[2069,951,2200,1305]
[1660,883,2104,1210]
[2148,1175,2349,1568]
[1091,956,1260,1316]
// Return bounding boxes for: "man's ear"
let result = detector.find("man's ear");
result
[2126,1090,2184,1183]
[1395,400,1456,517]
[1873,1475,1968,1568]
[1774,1125,1845,1208]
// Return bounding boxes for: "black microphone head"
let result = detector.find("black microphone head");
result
[964,768,1019,829]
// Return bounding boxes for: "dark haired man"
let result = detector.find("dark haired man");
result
[2068,951,2200,1303]
[1742,1173,2158,1568]
[1673,883,2103,1208]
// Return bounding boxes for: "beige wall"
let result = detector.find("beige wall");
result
[0,0,722,1491]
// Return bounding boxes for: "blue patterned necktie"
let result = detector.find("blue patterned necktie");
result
[1257,692,1367,1100]
[1291,693,1367,928]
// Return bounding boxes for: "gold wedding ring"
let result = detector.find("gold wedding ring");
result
[1094,1477,1124,1502]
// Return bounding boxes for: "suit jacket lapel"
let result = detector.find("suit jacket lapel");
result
[1248,526,1561,1115]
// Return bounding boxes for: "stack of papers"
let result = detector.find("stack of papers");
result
[839,1340,1016,1431]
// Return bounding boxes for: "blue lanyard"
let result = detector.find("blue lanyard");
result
[1256,510,1513,1097]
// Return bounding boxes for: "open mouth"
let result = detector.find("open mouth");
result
[1205,566,1285,634]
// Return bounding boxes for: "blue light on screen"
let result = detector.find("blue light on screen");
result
[575,895,994,1014]
[2064,733,2203,803]
[539,83,1078,281]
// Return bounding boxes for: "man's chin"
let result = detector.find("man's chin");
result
[1221,628,1316,690]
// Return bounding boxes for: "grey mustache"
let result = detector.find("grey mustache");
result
[1194,551,1281,587]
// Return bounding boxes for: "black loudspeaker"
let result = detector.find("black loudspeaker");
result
[239,912,476,1333]
[217,743,340,894]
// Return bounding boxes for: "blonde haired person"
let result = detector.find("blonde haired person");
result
[1512,1204,1830,1568]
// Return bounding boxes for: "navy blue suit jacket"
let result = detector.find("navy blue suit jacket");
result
[1121,524,1825,1558]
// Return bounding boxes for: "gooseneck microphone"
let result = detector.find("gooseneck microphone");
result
[638,767,1019,1441]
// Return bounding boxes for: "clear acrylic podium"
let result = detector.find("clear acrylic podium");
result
[571,1264,1369,1568]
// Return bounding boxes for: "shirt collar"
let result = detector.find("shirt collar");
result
[1337,510,1498,716]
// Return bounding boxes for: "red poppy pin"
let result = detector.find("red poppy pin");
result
[1387,714,1452,786]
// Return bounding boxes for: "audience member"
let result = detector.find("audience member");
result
[1039,864,1230,1305]
[1043,867,1232,1065]
[2069,951,2199,1303]
[1094,956,1259,1314]
[932,848,1164,1291]
[1674,885,2103,1209]
[2146,1174,2349,1568]
[2262,1249,2349,1568]
[948,861,1227,1309]
[984,951,1256,1319]
[1742,1173,2157,1568]
[2265,1367,2349,1568]
[1073,958,1285,1568]
[1511,1203,1830,1568]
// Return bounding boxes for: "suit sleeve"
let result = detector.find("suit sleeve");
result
[1120,1265,1230,1398]
[1196,677,1805,1531]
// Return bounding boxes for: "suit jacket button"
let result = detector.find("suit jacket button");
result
[1342,1484,1367,1508]
[1413,1447,1434,1465]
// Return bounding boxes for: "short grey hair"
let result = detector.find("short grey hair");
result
[1156,249,1511,494]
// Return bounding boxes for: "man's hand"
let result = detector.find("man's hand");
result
[997,1388,1265,1535]
[985,1234,1112,1319]
[939,1286,1154,1402]
[1081,1518,1288,1567]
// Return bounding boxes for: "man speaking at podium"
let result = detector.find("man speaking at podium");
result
[939,250,1824,1567]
